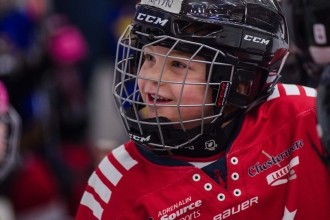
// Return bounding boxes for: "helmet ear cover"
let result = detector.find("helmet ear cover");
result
[229,68,261,108]
[208,61,267,111]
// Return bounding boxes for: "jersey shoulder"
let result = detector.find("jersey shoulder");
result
[254,83,317,121]
[266,83,317,110]
[77,142,141,219]
[234,83,318,148]
[77,141,193,219]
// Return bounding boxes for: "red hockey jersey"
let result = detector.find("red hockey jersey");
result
[76,84,330,220]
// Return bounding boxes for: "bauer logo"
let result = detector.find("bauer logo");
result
[213,197,258,220]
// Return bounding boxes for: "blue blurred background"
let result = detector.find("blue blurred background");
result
[0,0,135,219]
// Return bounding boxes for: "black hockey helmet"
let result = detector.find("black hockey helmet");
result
[113,0,289,150]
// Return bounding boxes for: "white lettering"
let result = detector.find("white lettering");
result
[160,200,202,220]
[136,13,169,26]
[154,17,169,26]
[213,196,258,220]
[158,197,192,217]
[145,15,156,23]
[241,200,249,210]
[128,133,151,142]
[260,38,270,45]
[244,34,270,45]
[136,13,145,21]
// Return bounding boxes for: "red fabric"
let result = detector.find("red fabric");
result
[60,142,93,216]
[76,84,330,220]
[8,155,60,212]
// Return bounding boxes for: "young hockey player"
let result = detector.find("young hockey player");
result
[76,0,330,219]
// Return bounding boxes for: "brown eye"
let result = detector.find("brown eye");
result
[143,53,154,62]
[172,61,187,68]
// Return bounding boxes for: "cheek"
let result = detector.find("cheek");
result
[137,79,145,93]
[178,84,212,104]
[137,79,143,89]
[179,85,213,117]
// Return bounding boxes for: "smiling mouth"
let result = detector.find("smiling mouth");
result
[147,93,172,104]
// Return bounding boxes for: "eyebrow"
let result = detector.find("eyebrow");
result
[144,47,204,62]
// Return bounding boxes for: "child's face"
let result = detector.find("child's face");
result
[138,45,214,129]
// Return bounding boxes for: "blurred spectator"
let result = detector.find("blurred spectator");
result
[0,1,94,219]
[0,0,137,219]
[280,0,330,87]
[52,0,110,90]
[279,0,330,166]
[317,65,330,164]
[86,0,136,164]
[0,80,21,220]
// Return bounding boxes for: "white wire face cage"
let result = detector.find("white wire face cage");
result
[113,25,236,150]
[0,107,21,180]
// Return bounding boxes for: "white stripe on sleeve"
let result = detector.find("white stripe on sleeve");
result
[88,172,112,203]
[303,86,317,97]
[112,145,138,170]
[99,157,122,186]
[283,84,300,95]
[80,191,103,220]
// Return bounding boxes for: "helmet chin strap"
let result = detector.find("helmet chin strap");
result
[125,107,245,157]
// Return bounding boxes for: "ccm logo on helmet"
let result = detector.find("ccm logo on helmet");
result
[136,13,169,26]
[244,34,270,45]
[129,133,151,143]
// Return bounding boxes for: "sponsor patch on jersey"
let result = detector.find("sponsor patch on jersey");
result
[248,139,304,177]
[157,196,202,220]
[213,196,258,220]
[141,0,183,14]
[266,156,299,186]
